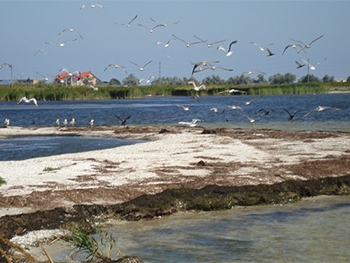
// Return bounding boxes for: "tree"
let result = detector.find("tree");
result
[322,75,334,83]
[298,74,320,83]
[122,74,138,86]
[284,73,296,84]
[109,78,121,85]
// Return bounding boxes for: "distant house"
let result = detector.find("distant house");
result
[54,71,101,86]
[0,79,13,85]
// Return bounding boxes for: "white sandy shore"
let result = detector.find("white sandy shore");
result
[1,125,350,218]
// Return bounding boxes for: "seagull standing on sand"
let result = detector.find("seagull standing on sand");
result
[115,15,138,27]
[56,119,60,126]
[18,97,38,106]
[69,118,75,126]
[302,106,341,118]
[63,119,68,127]
[89,119,94,128]
[4,118,10,127]
[129,60,153,71]
[217,40,238,56]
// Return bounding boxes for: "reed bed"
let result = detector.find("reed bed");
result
[0,83,348,101]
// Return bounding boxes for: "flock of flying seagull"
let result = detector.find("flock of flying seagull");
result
[27,2,329,84]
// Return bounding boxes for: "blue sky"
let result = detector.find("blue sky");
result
[1,1,349,83]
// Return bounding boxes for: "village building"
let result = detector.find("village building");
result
[53,71,101,86]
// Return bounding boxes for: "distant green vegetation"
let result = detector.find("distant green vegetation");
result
[0,82,349,101]
[0,177,6,186]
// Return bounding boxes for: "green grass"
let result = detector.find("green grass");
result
[0,82,349,101]
[0,177,6,186]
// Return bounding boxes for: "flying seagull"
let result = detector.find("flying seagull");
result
[266,48,275,57]
[238,113,256,123]
[172,34,204,48]
[234,95,263,106]
[80,3,104,9]
[302,106,341,118]
[216,40,238,56]
[138,23,165,33]
[241,70,266,76]
[191,60,219,75]
[156,38,176,47]
[290,34,324,49]
[45,39,77,47]
[149,17,180,26]
[301,58,327,70]
[222,105,243,112]
[139,75,155,84]
[17,97,38,106]
[34,49,48,56]
[58,28,83,39]
[194,35,226,48]
[115,15,138,27]
[283,108,301,120]
[104,63,128,74]
[188,81,206,91]
[178,119,201,127]
[282,43,305,55]
[176,104,192,111]
[115,115,131,126]
[129,60,153,71]
[295,60,305,69]
[250,42,273,52]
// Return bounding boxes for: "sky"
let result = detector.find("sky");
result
[1,0,350,83]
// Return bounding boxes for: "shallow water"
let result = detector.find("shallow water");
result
[0,136,143,161]
[54,196,350,263]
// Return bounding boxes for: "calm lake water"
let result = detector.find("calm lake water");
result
[1,93,350,262]
[0,93,349,132]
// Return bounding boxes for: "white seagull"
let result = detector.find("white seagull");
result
[156,38,176,47]
[290,34,324,49]
[4,118,10,127]
[150,17,180,26]
[239,113,256,124]
[104,63,128,74]
[58,28,83,39]
[63,119,68,127]
[45,39,77,47]
[282,43,305,55]
[89,119,94,128]
[17,97,38,106]
[139,75,155,84]
[188,81,206,91]
[241,70,266,76]
[172,34,204,48]
[69,118,75,126]
[217,40,238,56]
[56,119,60,126]
[34,49,48,56]
[222,105,243,112]
[302,106,341,118]
[301,58,327,70]
[80,3,104,9]
[219,89,244,94]
[138,23,165,33]
[176,104,192,111]
[194,35,226,48]
[250,42,273,52]
[115,15,138,27]
[129,60,153,71]
[178,119,201,127]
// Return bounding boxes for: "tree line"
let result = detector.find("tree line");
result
[109,73,348,86]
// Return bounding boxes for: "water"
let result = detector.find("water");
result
[62,196,350,263]
[0,136,143,161]
[1,93,349,132]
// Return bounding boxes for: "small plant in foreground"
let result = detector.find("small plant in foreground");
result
[43,167,61,172]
